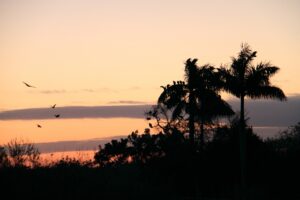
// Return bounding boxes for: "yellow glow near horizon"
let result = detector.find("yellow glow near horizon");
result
[1,0,300,144]
[0,118,149,144]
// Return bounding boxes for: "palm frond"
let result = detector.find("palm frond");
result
[171,101,187,121]
[218,67,241,97]
[247,85,287,101]
[158,82,188,109]
[185,58,199,86]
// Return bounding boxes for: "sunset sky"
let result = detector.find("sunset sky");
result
[1,0,299,145]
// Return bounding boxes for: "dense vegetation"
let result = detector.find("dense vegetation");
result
[1,44,298,199]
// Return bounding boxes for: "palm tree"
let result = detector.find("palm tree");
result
[219,43,286,127]
[159,58,234,146]
[219,43,286,198]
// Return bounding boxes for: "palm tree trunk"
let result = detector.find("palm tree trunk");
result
[189,95,195,146]
[200,117,204,148]
[189,110,195,145]
[200,97,205,149]
[239,94,246,199]
[240,94,245,128]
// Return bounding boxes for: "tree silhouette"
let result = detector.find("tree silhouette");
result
[0,146,9,168]
[145,103,188,134]
[94,138,129,167]
[218,43,286,198]
[6,138,40,167]
[158,58,233,146]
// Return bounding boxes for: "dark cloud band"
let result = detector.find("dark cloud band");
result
[0,105,152,120]
[0,96,299,126]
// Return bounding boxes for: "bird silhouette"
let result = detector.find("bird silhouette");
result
[149,123,153,128]
[51,104,56,109]
[22,82,36,88]
[37,124,42,128]
[54,114,60,118]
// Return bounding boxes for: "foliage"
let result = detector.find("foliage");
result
[218,43,286,124]
[1,123,300,199]
[145,103,189,134]
[266,122,300,155]
[6,138,40,167]
[94,129,190,167]
[151,59,234,146]
[0,146,9,168]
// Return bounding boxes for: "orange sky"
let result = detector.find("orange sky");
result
[0,118,149,143]
[0,0,299,144]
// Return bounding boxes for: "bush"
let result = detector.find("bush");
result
[0,146,9,168]
[6,138,40,168]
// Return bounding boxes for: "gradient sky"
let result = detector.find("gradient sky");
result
[1,0,299,144]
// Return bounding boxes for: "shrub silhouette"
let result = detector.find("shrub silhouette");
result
[5,138,40,168]
[94,129,190,167]
[0,146,9,168]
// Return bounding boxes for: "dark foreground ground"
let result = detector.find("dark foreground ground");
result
[1,124,300,199]
[1,154,299,200]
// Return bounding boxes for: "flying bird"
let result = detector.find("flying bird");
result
[149,123,153,128]
[54,114,60,118]
[22,82,36,88]
[37,124,42,128]
[51,104,56,109]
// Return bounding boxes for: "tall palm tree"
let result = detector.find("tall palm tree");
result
[219,43,286,127]
[159,58,234,146]
[219,43,286,198]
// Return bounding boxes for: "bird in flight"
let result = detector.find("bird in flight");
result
[51,104,56,109]
[22,81,36,88]
[37,124,42,128]
[54,114,60,118]
[149,123,153,128]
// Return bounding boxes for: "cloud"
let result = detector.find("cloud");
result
[0,105,152,120]
[81,89,95,92]
[35,136,126,153]
[0,95,299,127]
[228,95,300,126]
[38,90,67,94]
[96,87,118,93]
[31,88,115,94]
[107,100,149,105]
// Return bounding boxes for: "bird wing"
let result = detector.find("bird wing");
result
[23,82,29,86]
[23,82,36,88]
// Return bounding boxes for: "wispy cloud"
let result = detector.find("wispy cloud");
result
[38,90,67,94]
[29,88,118,94]
[35,136,126,153]
[81,89,96,93]
[0,105,152,120]
[107,100,149,105]
[96,87,119,93]
[27,87,122,94]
